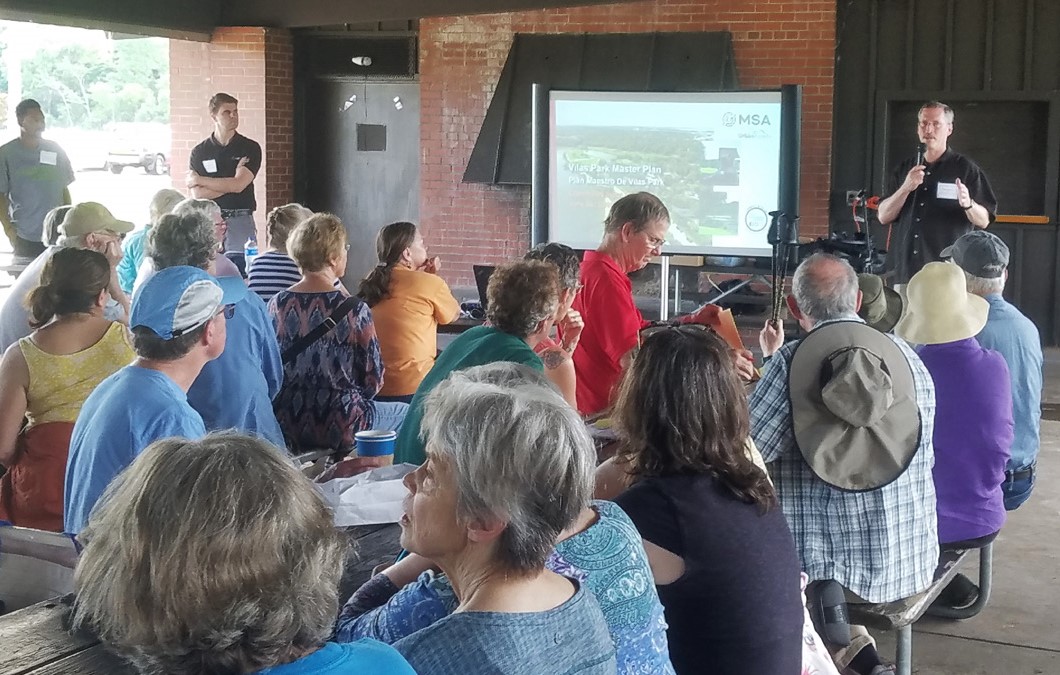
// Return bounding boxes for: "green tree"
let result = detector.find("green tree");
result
[18,36,168,129]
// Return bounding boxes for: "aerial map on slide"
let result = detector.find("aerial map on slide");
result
[549,92,783,256]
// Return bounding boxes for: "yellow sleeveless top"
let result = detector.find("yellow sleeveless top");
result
[19,322,135,428]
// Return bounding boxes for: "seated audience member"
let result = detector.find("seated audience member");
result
[943,230,1042,511]
[0,202,132,352]
[572,192,754,416]
[896,261,1012,609]
[72,433,415,675]
[336,363,674,675]
[523,243,584,408]
[149,211,284,448]
[358,221,460,403]
[394,260,559,465]
[385,367,615,673]
[248,202,313,301]
[750,253,938,675]
[41,205,72,247]
[856,273,903,333]
[0,249,133,530]
[64,265,241,533]
[115,188,184,295]
[269,214,407,453]
[133,197,240,292]
[599,327,803,674]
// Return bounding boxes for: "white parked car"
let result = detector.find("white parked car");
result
[105,123,171,175]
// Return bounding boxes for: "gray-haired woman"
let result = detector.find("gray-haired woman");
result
[390,365,616,674]
[72,433,415,674]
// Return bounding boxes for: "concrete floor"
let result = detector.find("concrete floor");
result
[871,348,1060,674]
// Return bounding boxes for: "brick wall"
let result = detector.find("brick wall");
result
[420,0,836,286]
[170,27,294,242]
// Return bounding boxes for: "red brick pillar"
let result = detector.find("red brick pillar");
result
[169,27,294,243]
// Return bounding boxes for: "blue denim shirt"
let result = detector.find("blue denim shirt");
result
[975,294,1043,472]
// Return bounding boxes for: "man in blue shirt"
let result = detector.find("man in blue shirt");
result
[943,231,1043,510]
[64,266,245,534]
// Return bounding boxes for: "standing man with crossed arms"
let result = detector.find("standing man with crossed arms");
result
[877,101,997,286]
[186,93,261,275]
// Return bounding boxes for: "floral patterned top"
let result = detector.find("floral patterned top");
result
[335,500,675,675]
[268,290,383,452]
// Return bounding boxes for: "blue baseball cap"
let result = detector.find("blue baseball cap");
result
[130,266,246,339]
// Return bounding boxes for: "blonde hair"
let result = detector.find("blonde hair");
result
[288,213,346,273]
[148,189,186,225]
[72,433,348,675]
[266,203,313,251]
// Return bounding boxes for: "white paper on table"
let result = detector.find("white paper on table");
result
[317,463,417,527]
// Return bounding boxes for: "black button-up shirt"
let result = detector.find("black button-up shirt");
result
[884,149,997,284]
[189,132,262,211]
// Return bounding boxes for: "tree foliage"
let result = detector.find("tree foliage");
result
[17,38,168,129]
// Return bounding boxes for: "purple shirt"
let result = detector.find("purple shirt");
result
[917,338,1013,544]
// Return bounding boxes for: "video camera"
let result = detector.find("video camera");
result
[799,231,886,274]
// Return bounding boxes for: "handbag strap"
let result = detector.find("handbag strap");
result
[282,296,359,365]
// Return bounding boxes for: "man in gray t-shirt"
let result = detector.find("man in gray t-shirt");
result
[0,99,74,262]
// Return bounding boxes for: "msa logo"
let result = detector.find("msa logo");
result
[723,112,772,127]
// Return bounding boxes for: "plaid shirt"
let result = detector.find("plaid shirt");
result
[750,318,939,603]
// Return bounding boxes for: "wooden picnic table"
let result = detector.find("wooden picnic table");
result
[0,523,402,674]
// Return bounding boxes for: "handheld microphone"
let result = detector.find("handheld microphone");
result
[915,142,927,166]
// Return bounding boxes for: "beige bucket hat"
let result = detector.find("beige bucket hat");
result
[895,261,988,345]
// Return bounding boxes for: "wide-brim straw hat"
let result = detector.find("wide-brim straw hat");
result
[895,261,988,345]
[789,320,922,491]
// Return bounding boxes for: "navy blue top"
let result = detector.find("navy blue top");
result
[616,472,804,675]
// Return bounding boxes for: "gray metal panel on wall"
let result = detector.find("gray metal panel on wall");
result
[302,79,421,289]
[464,31,739,185]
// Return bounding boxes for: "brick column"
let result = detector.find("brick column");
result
[170,27,294,243]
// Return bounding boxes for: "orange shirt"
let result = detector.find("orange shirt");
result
[371,267,461,396]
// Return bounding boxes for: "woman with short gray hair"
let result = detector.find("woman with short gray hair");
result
[72,433,415,675]
[338,363,675,673]
[389,365,616,673]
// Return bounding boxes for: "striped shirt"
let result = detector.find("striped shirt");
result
[247,251,302,301]
[749,317,939,603]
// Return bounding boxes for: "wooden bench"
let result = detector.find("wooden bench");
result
[848,543,994,675]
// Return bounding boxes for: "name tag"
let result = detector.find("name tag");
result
[202,159,218,174]
[936,182,959,200]
[39,150,57,166]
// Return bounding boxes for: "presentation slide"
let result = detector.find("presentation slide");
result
[548,90,784,257]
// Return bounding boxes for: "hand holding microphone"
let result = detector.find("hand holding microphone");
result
[902,143,929,194]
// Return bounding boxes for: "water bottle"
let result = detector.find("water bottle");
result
[243,237,258,274]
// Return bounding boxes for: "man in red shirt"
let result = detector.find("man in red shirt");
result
[572,192,753,416]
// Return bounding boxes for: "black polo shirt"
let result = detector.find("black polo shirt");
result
[883,149,997,284]
[189,132,262,211]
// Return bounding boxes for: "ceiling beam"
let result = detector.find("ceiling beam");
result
[0,0,217,41]
[223,0,642,29]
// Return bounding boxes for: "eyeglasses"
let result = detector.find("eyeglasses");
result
[218,304,236,319]
[646,234,667,248]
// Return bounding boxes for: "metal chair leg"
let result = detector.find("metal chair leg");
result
[896,624,912,675]
[925,542,993,620]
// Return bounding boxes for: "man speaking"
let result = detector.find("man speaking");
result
[877,101,997,285]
